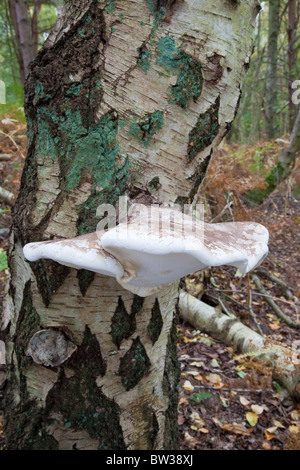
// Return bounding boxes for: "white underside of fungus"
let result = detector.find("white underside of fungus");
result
[23,206,269,297]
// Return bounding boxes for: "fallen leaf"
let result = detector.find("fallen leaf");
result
[186,370,200,376]
[251,404,264,415]
[179,397,188,406]
[221,422,252,436]
[269,322,281,331]
[265,430,276,441]
[246,412,258,426]
[262,441,272,450]
[212,417,222,426]
[178,415,185,425]
[240,396,250,407]
[199,428,209,434]
[194,374,203,381]
[190,361,205,367]
[190,411,205,429]
[237,371,248,380]
[273,419,285,429]
[212,417,251,436]
[183,380,194,391]
[183,432,197,448]
[210,359,220,368]
[221,397,229,408]
[289,425,300,434]
[205,373,222,383]
[290,410,300,421]
[266,426,278,434]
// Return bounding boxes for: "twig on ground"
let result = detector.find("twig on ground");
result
[208,287,299,308]
[254,266,294,300]
[251,274,300,329]
[0,130,25,160]
[217,296,236,319]
[194,385,271,393]
[248,289,264,336]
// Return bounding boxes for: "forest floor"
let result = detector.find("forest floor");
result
[0,115,299,450]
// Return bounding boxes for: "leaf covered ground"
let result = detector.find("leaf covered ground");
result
[177,143,300,451]
[0,116,300,450]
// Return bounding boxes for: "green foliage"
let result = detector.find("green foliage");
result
[0,250,8,272]
[249,149,265,173]
[245,162,285,205]
[191,392,212,403]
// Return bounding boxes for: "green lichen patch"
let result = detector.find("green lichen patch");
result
[129,110,163,147]
[76,156,131,235]
[35,105,131,236]
[187,97,220,162]
[156,36,203,109]
[147,298,163,345]
[104,0,115,13]
[119,337,151,391]
[110,297,136,349]
[65,112,119,192]
[137,46,152,74]
[47,326,126,449]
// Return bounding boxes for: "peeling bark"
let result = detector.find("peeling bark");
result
[2,0,259,450]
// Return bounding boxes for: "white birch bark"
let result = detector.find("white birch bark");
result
[2,0,260,450]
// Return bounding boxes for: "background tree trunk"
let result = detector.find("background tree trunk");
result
[8,0,37,86]
[265,0,280,139]
[278,105,300,179]
[287,0,299,131]
[2,0,259,450]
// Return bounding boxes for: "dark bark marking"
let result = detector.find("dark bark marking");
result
[187,96,220,162]
[119,337,151,391]
[77,269,95,296]
[31,259,70,307]
[147,298,163,345]
[110,296,137,349]
[162,309,180,450]
[46,326,126,450]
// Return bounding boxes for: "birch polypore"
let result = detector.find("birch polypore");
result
[23,207,269,297]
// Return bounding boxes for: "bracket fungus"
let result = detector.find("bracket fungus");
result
[23,206,269,297]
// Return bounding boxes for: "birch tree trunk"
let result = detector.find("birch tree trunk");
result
[265,0,280,139]
[2,0,259,450]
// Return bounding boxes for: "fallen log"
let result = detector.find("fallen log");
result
[0,186,14,206]
[178,290,300,400]
[0,154,11,161]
